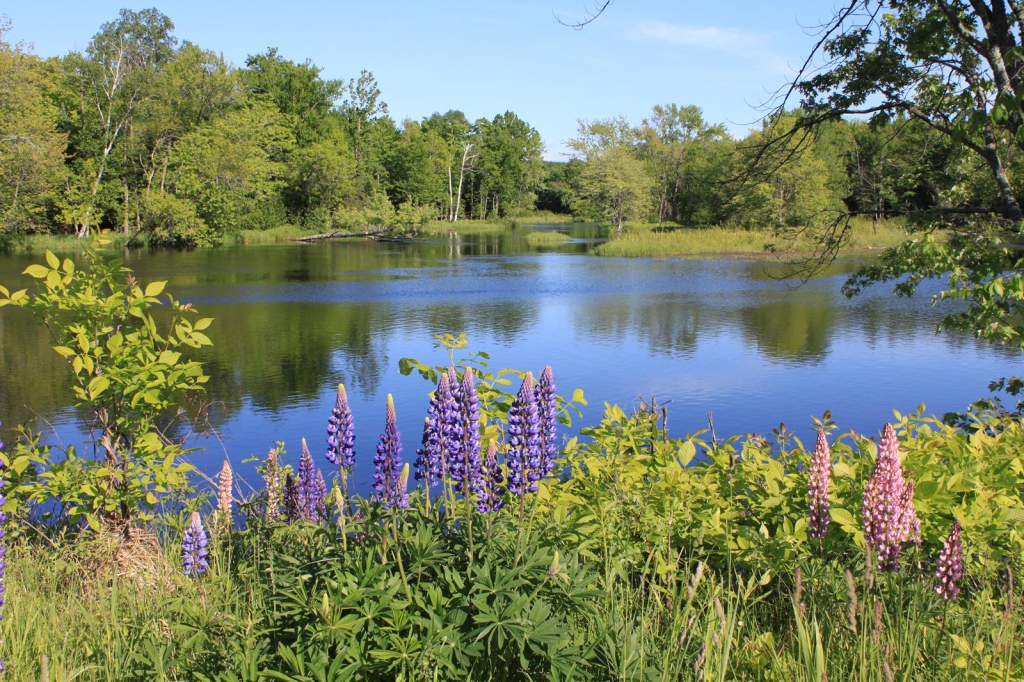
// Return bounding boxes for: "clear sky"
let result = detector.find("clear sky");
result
[5,0,834,159]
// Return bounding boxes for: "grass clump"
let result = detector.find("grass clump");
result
[525,230,571,244]
[595,219,913,258]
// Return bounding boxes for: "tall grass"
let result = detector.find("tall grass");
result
[0,232,132,254]
[595,219,914,258]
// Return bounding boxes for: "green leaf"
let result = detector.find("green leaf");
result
[23,264,49,279]
[830,507,857,527]
[572,388,587,405]
[144,281,167,297]
[45,251,60,269]
[193,317,213,330]
[88,376,110,399]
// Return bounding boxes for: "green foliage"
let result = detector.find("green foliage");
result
[140,190,219,247]
[0,242,211,525]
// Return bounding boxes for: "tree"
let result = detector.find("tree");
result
[63,8,177,237]
[0,21,67,233]
[568,119,652,229]
[472,111,543,219]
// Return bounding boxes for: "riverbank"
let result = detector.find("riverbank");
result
[594,218,914,258]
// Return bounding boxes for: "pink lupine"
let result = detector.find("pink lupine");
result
[807,430,831,541]
[217,460,233,528]
[935,519,965,601]
[862,423,919,571]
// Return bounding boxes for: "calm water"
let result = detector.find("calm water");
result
[1,224,1019,494]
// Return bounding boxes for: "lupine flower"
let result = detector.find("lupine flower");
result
[372,394,404,508]
[807,430,832,541]
[935,519,965,600]
[862,423,920,571]
[395,462,411,509]
[217,460,233,530]
[415,372,457,486]
[327,383,355,469]
[283,473,301,523]
[182,511,209,578]
[537,366,558,478]
[264,445,282,523]
[314,470,328,522]
[477,440,506,512]
[507,373,542,496]
[451,368,482,498]
[298,438,319,522]
[0,422,7,673]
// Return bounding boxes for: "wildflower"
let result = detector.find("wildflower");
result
[217,460,233,529]
[507,373,541,496]
[283,473,301,523]
[807,430,831,541]
[0,423,7,672]
[451,368,482,498]
[935,519,965,601]
[263,445,282,523]
[314,470,327,522]
[537,366,558,478]
[414,418,440,486]
[298,438,319,522]
[395,462,411,509]
[477,440,506,512]
[372,394,404,508]
[326,383,355,469]
[181,511,209,578]
[862,423,919,570]
[415,372,457,486]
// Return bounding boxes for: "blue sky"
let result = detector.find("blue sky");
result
[5,0,833,158]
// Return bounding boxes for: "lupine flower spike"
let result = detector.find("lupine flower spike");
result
[807,430,832,542]
[373,394,404,508]
[862,423,920,571]
[182,511,209,578]
[0,422,7,673]
[327,384,355,469]
[415,373,454,487]
[298,438,319,522]
[264,445,282,523]
[283,474,301,523]
[314,470,328,521]
[477,440,506,512]
[507,373,542,496]
[453,368,482,498]
[217,460,233,531]
[537,366,558,478]
[935,519,965,600]
[396,463,411,509]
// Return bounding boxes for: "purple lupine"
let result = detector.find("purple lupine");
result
[935,519,965,600]
[297,438,319,522]
[327,383,355,469]
[283,474,301,523]
[415,372,457,487]
[537,366,558,478]
[451,368,482,498]
[395,463,411,509]
[0,422,6,673]
[862,423,920,571]
[807,430,832,541]
[477,440,506,512]
[264,445,282,523]
[314,470,327,522]
[372,394,404,508]
[414,418,440,486]
[182,511,210,578]
[507,373,542,496]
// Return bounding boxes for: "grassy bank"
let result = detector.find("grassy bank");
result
[0,231,132,254]
[595,219,914,258]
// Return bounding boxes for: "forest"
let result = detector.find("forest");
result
[0,9,1002,245]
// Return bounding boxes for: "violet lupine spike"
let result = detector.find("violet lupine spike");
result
[314,470,328,522]
[507,373,542,496]
[372,394,404,508]
[395,463,411,509]
[283,473,301,523]
[264,445,282,523]
[807,430,832,541]
[454,368,482,498]
[862,423,919,571]
[414,418,441,486]
[327,383,355,469]
[935,519,965,601]
[181,511,210,578]
[0,421,7,672]
[217,460,233,528]
[438,370,464,484]
[477,440,506,512]
[298,438,319,522]
[537,366,558,478]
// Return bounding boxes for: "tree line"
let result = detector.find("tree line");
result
[0,8,996,246]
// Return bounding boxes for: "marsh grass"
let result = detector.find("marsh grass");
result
[420,219,507,235]
[0,232,131,254]
[595,219,916,258]
[525,230,571,244]
[227,224,312,244]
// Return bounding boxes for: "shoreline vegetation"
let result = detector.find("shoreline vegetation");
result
[0,216,914,260]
